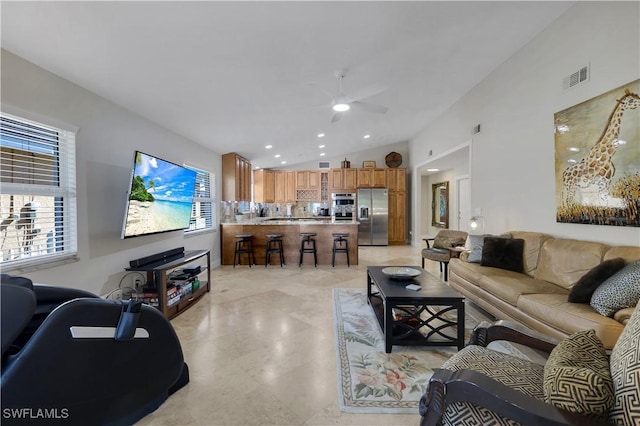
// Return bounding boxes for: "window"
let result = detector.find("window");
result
[0,112,77,270]
[184,165,215,233]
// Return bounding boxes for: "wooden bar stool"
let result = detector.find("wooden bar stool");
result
[233,234,255,268]
[265,234,285,267]
[299,232,317,267]
[332,232,350,267]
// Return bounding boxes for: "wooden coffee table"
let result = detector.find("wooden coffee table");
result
[367,266,465,353]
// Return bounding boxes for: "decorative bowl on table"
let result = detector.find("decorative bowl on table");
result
[381,267,421,280]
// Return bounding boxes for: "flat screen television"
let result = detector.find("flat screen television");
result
[121,151,197,239]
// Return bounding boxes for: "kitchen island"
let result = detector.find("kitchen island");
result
[220,219,358,266]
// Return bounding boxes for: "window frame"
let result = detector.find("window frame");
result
[0,109,78,272]
[184,164,216,235]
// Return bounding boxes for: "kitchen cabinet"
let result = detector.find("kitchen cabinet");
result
[296,170,320,190]
[221,152,251,201]
[357,168,386,188]
[329,168,357,192]
[387,168,407,245]
[274,170,296,203]
[254,169,275,203]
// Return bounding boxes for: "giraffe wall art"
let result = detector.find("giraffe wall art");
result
[555,80,640,227]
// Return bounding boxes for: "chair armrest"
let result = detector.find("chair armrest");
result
[419,369,610,426]
[423,238,434,249]
[468,320,560,354]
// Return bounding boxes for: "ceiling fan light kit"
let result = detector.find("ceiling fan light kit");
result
[332,103,350,112]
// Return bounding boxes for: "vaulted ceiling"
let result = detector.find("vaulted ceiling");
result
[1,1,573,169]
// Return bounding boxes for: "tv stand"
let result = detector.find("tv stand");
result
[126,249,210,319]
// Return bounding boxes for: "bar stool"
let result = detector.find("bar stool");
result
[332,233,350,267]
[299,232,317,267]
[233,234,255,268]
[265,234,285,267]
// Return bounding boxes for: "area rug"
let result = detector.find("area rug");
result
[333,288,544,414]
[333,288,481,414]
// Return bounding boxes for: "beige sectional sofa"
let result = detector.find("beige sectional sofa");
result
[449,231,640,349]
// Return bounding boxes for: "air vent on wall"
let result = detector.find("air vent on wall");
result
[563,65,590,90]
[318,161,330,169]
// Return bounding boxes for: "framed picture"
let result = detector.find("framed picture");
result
[431,181,449,228]
[554,79,639,227]
[362,161,376,168]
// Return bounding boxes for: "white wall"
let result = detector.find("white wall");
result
[408,2,640,247]
[1,50,222,295]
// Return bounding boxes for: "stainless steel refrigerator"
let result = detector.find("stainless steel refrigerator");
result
[357,188,389,245]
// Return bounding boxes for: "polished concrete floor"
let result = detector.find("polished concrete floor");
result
[137,245,449,426]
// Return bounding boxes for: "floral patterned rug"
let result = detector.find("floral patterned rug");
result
[332,288,478,414]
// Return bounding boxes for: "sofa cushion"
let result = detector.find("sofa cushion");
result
[449,258,485,283]
[568,257,626,303]
[543,329,613,417]
[603,245,640,263]
[590,260,640,317]
[477,271,567,306]
[507,231,554,277]
[534,239,608,290]
[609,300,640,424]
[481,237,524,273]
[518,293,624,350]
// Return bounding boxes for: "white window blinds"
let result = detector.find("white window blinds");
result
[184,165,215,233]
[0,112,78,270]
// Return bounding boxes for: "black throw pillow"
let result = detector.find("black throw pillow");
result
[568,257,626,303]
[480,237,525,273]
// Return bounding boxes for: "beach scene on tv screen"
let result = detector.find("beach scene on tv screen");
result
[123,152,197,237]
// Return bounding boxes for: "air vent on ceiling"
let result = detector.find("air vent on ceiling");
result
[318,161,331,169]
[563,65,590,90]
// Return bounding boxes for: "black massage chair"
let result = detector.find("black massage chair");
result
[1,274,189,425]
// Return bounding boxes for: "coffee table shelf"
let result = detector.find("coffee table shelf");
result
[367,266,465,353]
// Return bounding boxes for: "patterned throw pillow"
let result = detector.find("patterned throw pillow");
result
[568,257,626,303]
[590,260,640,317]
[543,329,614,418]
[609,300,640,425]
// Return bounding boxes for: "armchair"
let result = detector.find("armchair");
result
[419,300,640,426]
[1,275,189,425]
[421,230,467,281]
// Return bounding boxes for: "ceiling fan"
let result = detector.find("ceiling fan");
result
[313,70,389,123]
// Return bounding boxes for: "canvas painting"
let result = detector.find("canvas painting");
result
[555,80,640,227]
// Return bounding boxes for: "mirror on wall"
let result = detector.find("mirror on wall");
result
[431,181,449,228]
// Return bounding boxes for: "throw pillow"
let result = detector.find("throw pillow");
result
[543,329,614,418]
[465,233,511,263]
[568,257,626,303]
[480,237,525,273]
[609,300,640,425]
[590,260,640,317]
[465,235,485,263]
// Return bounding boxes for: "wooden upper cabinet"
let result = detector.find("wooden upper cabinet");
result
[254,169,275,203]
[222,152,251,201]
[344,169,357,190]
[274,170,285,203]
[357,168,372,187]
[296,170,320,190]
[386,168,406,191]
[285,171,296,202]
[330,168,358,192]
[372,168,387,187]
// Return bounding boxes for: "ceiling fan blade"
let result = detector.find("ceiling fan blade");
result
[307,82,336,99]
[347,83,387,102]
[331,112,343,123]
[351,100,388,114]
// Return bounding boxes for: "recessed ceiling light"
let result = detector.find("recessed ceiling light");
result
[568,147,580,152]
[320,153,325,156]
[318,144,325,149]
[363,134,371,139]
[265,145,272,149]
[426,168,439,172]
[317,133,325,138]
[332,103,350,112]
[274,154,281,158]
[281,161,287,164]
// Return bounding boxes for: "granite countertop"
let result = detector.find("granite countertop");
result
[221,217,358,225]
